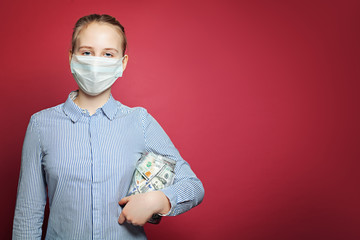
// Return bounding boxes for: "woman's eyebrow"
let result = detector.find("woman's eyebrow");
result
[104,48,119,53]
[78,46,93,50]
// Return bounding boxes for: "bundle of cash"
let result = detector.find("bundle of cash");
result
[127,152,176,224]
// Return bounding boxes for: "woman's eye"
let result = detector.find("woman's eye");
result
[82,51,91,56]
[104,53,113,57]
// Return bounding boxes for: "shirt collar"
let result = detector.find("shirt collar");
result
[101,94,118,120]
[63,91,118,123]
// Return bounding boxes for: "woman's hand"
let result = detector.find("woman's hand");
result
[118,191,171,226]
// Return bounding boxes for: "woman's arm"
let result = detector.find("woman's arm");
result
[118,109,204,225]
[13,116,47,239]
[140,110,205,216]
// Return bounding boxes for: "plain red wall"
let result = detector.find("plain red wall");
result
[1,0,359,239]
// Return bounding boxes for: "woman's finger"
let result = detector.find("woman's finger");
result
[118,212,126,224]
[118,196,130,206]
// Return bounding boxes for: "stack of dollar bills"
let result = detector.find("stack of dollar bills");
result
[127,152,176,224]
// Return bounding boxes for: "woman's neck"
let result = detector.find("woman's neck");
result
[73,88,111,115]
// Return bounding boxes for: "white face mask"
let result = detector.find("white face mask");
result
[70,55,124,96]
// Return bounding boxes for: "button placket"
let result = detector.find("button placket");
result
[89,114,102,238]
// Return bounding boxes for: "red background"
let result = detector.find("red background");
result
[1,0,359,239]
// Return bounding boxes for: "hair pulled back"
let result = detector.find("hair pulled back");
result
[71,14,127,55]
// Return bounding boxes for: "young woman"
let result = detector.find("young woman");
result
[13,14,204,239]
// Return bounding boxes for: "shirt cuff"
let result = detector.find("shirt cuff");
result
[159,188,177,216]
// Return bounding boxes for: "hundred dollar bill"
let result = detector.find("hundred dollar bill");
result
[137,155,165,180]
[151,176,165,190]
[126,152,176,224]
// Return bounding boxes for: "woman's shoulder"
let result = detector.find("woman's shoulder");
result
[116,101,150,116]
[29,103,65,122]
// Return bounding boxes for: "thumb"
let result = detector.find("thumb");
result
[118,211,126,225]
[118,196,130,206]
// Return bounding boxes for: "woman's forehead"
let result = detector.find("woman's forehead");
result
[77,23,123,50]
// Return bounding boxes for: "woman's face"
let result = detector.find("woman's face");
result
[70,22,128,68]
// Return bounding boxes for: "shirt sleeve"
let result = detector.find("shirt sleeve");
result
[141,109,205,216]
[13,116,47,239]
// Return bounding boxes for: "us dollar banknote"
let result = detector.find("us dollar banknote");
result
[126,152,176,224]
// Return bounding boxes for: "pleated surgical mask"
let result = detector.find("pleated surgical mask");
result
[70,55,124,96]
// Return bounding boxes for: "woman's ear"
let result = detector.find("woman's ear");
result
[122,55,129,71]
[69,50,73,64]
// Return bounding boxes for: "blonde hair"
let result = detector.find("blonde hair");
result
[71,14,127,55]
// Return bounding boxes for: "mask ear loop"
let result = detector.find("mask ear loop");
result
[120,55,126,73]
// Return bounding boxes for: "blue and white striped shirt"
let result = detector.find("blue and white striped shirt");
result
[13,91,204,239]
